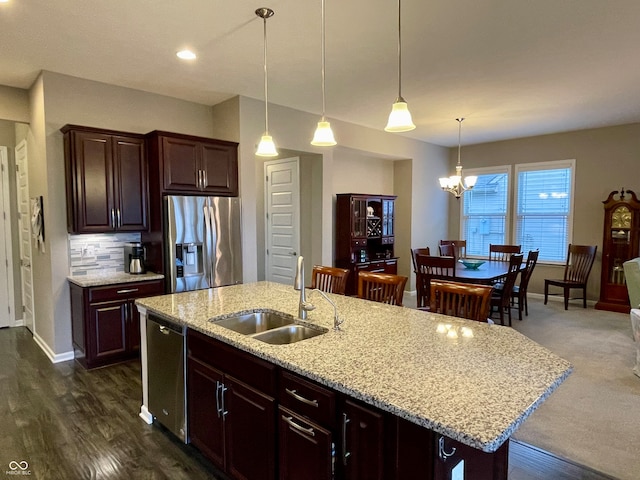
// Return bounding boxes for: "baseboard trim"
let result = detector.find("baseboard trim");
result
[33,333,75,364]
[139,405,153,425]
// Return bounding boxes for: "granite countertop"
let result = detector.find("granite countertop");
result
[68,271,165,287]
[136,281,572,453]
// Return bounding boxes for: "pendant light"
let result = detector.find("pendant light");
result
[439,118,478,198]
[255,7,278,157]
[384,0,415,133]
[311,0,336,146]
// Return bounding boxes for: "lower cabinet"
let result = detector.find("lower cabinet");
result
[184,329,508,480]
[70,279,163,369]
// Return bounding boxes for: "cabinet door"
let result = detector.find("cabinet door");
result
[200,141,239,196]
[279,406,332,480]
[127,300,141,352]
[69,131,115,232]
[161,136,200,192]
[225,375,276,480]
[187,359,226,469]
[88,300,127,360]
[113,135,148,231]
[341,399,385,480]
[433,435,508,480]
[352,198,368,239]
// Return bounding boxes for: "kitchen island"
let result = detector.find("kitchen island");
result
[136,281,571,479]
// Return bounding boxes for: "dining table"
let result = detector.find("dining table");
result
[453,259,524,284]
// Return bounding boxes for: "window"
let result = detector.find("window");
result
[460,167,510,257]
[515,160,575,263]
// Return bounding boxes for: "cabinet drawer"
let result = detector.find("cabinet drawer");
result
[351,239,367,247]
[88,280,164,303]
[187,329,277,396]
[279,370,336,428]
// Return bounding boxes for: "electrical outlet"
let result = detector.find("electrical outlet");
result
[82,245,96,258]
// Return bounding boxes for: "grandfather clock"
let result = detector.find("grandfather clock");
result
[595,189,640,313]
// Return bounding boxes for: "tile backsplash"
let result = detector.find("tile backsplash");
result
[68,232,141,276]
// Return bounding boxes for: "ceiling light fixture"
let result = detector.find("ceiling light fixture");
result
[255,7,278,157]
[311,0,336,146]
[384,0,415,133]
[439,118,477,198]
[176,49,197,60]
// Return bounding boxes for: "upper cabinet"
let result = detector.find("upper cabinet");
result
[146,131,239,196]
[62,125,149,234]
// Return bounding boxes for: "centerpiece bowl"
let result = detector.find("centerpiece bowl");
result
[459,259,486,270]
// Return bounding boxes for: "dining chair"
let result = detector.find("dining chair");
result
[544,244,597,310]
[415,255,456,310]
[494,250,539,320]
[489,253,523,326]
[410,247,431,274]
[357,271,408,306]
[439,240,467,259]
[429,280,493,322]
[438,243,456,259]
[489,244,522,261]
[311,265,350,295]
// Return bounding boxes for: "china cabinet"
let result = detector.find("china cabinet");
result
[595,189,640,313]
[335,193,398,295]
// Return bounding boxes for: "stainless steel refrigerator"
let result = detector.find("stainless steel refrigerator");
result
[165,195,242,293]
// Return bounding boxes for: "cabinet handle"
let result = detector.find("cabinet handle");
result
[116,288,139,294]
[282,415,315,437]
[285,388,319,408]
[111,208,116,229]
[342,412,351,466]
[215,381,223,418]
[158,326,170,335]
[220,383,228,417]
[117,208,122,228]
[438,435,457,462]
[202,169,208,189]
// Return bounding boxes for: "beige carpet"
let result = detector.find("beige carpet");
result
[404,293,640,479]
[508,296,640,480]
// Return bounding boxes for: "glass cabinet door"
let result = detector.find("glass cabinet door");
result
[352,198,368,238]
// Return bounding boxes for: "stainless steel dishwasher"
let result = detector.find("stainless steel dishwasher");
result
[146,314,188,443]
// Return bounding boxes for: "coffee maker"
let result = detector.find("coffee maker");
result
[124,242,146,274]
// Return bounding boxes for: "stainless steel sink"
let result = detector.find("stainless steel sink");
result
[212,310,327,344]
[212,311,296,335]
[250,324,327,345]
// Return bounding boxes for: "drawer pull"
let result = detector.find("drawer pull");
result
[116,288,139,294]
[282,415,315,437]
[285,388,319,408]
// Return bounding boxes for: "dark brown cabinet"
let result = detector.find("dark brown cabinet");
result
[69,279,163,369]
[433,434,509,480]
[146,131,238,196]
[62,125,148,233]
[186,330,276,480]
[336,193,398,295]
[596,189,640,313]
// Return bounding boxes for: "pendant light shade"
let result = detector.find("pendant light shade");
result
[311,0,336,146]
[439,118,477,198]
[255,7,278,157]
[385,0,415,133]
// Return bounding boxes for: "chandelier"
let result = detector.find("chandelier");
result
[439,118,477,198]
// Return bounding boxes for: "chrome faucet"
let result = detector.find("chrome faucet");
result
[294,256,314,319]
[294,256,344,330]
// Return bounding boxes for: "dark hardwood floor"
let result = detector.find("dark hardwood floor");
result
[0,327,617,480]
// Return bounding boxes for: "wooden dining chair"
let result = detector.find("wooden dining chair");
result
[494,250,539,320]
[438,243,456,259]
[415,255,456,310]
[439,240,467,259]
[490,253,523,326]
[311,265,350,295]
[357,271,408,306]
[429,280,493,322]
[410,247,431,274]
[544,244,597,310]
[489,244,522,261]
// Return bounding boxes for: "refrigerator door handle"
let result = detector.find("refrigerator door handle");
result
[203,201,213,286]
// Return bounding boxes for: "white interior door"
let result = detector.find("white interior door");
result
[265,158,300,285]
[0,147,14,328]
[15,140,34,333]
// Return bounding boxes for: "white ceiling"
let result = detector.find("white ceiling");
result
[2,0,640,147]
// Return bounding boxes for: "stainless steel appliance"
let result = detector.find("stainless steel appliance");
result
[124,242,146,274]
[165,196,242,292]
[147,314,187,443]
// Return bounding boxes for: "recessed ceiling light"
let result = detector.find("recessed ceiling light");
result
[176,49,196,60]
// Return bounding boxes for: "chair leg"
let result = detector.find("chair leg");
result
[563,287,569,310]
[518,295,523,321]
[544,281,549,305]
[524,295,528,316]
[583,286,587,308]
[499,307,505,326]
[507,305,512,327]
